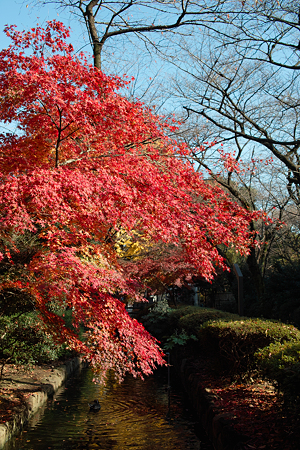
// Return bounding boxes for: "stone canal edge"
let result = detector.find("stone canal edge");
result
[0,357,87,448]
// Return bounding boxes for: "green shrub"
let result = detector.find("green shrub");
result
[164,329,197,351]
[0,312,73,369]
[141,305,201,341]
[143,302,300,396]
[178,309,238,335]
[139,308,172,341]
[199,318,300,377]
[142,305,238,353]
[167,305,204,322]
[256,341,300,407]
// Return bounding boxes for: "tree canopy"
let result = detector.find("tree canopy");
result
[0,21,258,381]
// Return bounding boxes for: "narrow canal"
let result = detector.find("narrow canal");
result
[4,368,213,450]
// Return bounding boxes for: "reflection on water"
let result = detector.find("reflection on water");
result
[4,368,213,450]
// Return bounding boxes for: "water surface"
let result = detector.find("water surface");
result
[4,368,213,450]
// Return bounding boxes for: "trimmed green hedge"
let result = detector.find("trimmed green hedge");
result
[142,305,300,406]
[178,309,238,335]
[141,306,235,344]
[141,303,300,407]
[256,341,300,406]
[199,318,300,376]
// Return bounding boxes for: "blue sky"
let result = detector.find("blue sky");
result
[0,0,175,115]
[0,1,166,94]
[0,1,88,52]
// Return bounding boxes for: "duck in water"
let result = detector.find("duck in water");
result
[88,399,101,411]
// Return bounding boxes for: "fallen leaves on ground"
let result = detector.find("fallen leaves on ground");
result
[199,372,300,450]
[0,362,62,425]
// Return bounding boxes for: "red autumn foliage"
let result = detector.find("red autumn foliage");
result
[0,21,259,381]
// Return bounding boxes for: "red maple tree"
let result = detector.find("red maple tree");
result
[0,21,259,381]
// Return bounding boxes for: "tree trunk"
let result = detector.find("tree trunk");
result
[246,246,265,299]
[85,1,102,69]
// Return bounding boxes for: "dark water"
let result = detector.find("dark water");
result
[4,368,213,450]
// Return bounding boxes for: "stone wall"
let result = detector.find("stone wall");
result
[179,358,248,450]
[0,357,86,448]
